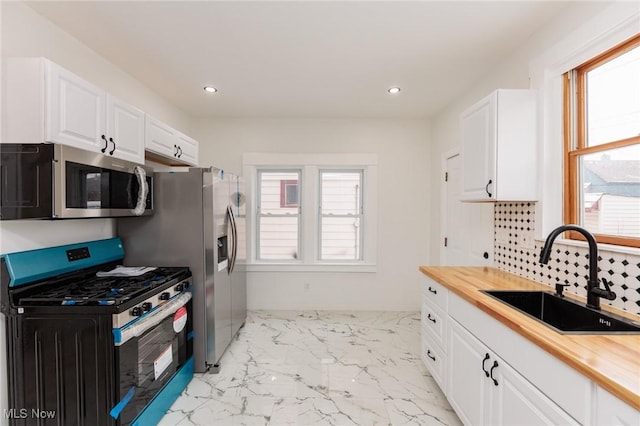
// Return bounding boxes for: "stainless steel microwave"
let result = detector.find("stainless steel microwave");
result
[0,144,153,219]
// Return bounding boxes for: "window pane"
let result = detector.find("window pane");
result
[320,171,362,215]
[580,144,640,237]
[320,216,361,260]
[259,172,299,214]
[585,44,640,146]
[259,216,299,260]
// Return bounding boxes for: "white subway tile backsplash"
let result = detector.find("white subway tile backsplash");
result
[494,203,640,315]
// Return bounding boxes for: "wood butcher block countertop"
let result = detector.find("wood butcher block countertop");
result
[419,266,640,410]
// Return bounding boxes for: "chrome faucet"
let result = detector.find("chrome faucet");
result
[539,225,616,310]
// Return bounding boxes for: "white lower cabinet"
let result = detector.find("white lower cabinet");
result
[448,319,578,425]
[594,385,640,425]
[421,277,449,392]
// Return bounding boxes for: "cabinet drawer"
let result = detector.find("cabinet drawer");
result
[422,277,447,311]
[422,338,446,392]
[422,300,446,348]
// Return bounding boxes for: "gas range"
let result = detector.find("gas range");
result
[6,263,191,330]
[0,238,194,426]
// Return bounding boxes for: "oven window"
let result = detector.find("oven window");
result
[65,162,151,209]
[137,318,179,387]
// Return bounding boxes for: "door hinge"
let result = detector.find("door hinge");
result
[444,237,448,247]
[445,172,448,182]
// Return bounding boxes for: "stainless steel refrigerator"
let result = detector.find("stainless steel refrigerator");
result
[117,167,247,373]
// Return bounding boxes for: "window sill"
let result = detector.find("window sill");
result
[246,263,377,273]
[536,238,640,257]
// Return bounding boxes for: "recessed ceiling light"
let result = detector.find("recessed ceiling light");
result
[388,87,401,94]
[203,86,218,93]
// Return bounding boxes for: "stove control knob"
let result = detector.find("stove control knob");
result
[131,306,142,317]
[175,283,184,292]
[159,292,171,301]
[141,302,153,312]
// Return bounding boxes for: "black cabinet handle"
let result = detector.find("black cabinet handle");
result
[485,179,493,198]
[490,360,499,386]
[428,286,437,295]
[482,353,490,377]
[483,252,489,259]
[426,350,436,362]
[109,137,116,155]
[174,144,178,156]
[427,313,436,324]
[101,135,108,153]
[177,146,183,158]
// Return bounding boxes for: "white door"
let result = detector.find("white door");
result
[442,153,493,265]
[45,61,105,151]
[106,95,145,164]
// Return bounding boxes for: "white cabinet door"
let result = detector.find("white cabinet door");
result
[177,131,199,166]
[145,115,178,158]
[595,385,640,425]
[45,61,105,152]
[421,277,449,394]
[459,89,537,201]
[447,319,490,425]
[491,355,579,425]
[460,94,495,201]
[449,317,579,426]
[145,116,199,166]
[106,95,145,164]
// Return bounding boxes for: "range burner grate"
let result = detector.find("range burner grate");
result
[14,267,184,306]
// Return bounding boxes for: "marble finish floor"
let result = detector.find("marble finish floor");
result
[159,311,462,426]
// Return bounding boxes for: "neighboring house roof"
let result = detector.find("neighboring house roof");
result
[584,160,640,183]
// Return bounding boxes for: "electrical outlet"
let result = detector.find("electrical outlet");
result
[495,232,508,244]
[520,234,535,250]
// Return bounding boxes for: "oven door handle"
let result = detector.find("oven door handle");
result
[114,292,192,346]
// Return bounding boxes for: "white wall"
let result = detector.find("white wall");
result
[192,118,431,311]
[0,2,195,423]
[428,0,615,264]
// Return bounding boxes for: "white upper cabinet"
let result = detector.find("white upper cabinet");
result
[144,115,199,166]
[176,131,199,166]
[46,61,106,152]
[106,95,145,164]
[460,89,537,202]
[2,58,145,164]
[145,115,177,158]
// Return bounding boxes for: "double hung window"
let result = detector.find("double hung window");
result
[245,153,377,268]
[564,34,640,248]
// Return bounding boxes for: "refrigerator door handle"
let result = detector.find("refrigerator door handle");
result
[227,205,238,274]
[232,207,238,273]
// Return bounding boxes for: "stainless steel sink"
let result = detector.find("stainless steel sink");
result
[482,290,640,334]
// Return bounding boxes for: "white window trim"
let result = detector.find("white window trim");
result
[243,153,378,272]
[529,1,640,255]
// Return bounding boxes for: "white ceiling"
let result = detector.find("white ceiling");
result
[25,1,572,119]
